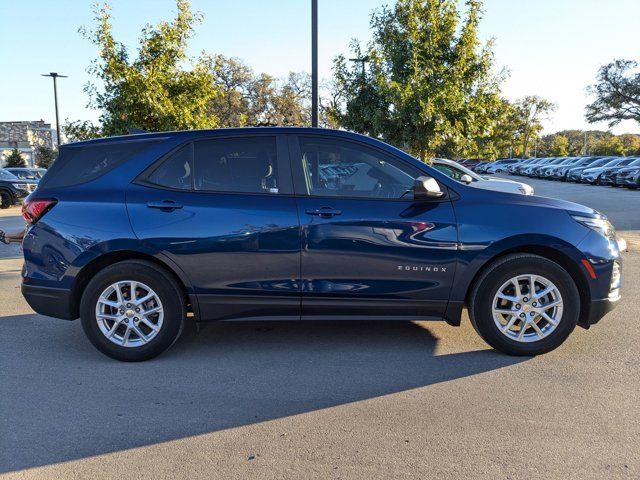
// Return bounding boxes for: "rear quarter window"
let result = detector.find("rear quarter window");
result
[39,139,161,188]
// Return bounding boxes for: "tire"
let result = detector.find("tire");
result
[468,254,579,356]
[0,191,12,209]
[80,260,186,361]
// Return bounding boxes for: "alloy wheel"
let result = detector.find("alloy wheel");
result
[95,280,164,347]
[491,274,563,343]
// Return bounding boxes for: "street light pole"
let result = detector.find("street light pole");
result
[41,72,67,146]
[311,0,319,127]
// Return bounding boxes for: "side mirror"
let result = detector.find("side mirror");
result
[414,176,444,199]
[460,174,473,184]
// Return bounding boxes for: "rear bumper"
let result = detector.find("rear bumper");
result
[21,283,76,320]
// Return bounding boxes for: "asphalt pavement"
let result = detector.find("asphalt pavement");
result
[0,179,639,479]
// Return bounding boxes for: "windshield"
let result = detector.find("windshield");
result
[7,169,38,180]
[627,158,640,167]
[433,160,481,182]
[0,170,19,180]
[584,158,612,168]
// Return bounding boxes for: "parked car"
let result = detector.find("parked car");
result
[458,159,484,168]
[599,157,640,186]
[536,157,580,180]
[528,158,564,177]
[615,163,640,189]
[433,158,534,195]
[5,167,47,181]
[472,161,492,173]
[520,158,555,176]
[548,157,603,181]
[566,157,616,182]
[0,169,38,208]
[548,157,604,181]
[21,128,623,361]
[484,159,522,174]
[514,157,549,175]
[580,157,637,185]
[506,158,533,174]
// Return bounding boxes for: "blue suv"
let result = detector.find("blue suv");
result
[21,128,622,361]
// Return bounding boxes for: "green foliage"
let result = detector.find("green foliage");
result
[82,0,219,135]
[4,149,26,168]
[330,0,504,161]
[586,59,640,127]
[63,119,103,143]
[549,134,569,156]
[34,145,57,168]
[512,96,556,158]
[208,56,311,127]
[537,130,639,157]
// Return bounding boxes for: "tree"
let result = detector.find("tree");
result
[618,133,640,156]
[34,145,57,168]
[63,119,103,143]
[586,59,640,127]
[82,0,219,135]
[4,149,26,168]
[513,96,556,158]
[208,55,253,127]
[331,0,502,161]
[549,134,569,156]
[591,135,625,156]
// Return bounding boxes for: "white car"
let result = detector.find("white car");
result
[433,158,534,195]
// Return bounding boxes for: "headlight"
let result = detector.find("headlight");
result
[572,215,615,237]
[518,185,534,195]
[12,183,28,190]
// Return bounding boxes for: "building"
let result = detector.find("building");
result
[0,121,57,167]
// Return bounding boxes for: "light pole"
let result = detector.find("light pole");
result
[41,72,67,146]
[349,56,370,77]
[311,0,319,127]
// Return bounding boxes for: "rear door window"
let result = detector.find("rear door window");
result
[193,137,280,194]
[147,145,192,190]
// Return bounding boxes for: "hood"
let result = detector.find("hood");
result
[474,188,598,216]
[616,166,640,173]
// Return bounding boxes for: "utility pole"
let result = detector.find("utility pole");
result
[583,131,588,155]
[41,72,67,146]
[311,0,319,127]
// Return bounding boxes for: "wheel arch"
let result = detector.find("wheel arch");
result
[462,244,591,328]
[69,250,199,320]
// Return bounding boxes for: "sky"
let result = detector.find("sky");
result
[1,0,639,135]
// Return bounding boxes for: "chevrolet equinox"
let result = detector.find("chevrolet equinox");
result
[21,128,623,361]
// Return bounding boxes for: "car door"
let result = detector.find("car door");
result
[289,134,458,320]
[126,134,301,321]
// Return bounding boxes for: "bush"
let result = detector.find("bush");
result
[4,148,26,168]
[35,145,57,168]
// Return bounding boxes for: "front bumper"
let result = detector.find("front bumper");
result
[21,283,76,320]
[616,172,640,187]
[599,172,618,185]
[585,296,621,326]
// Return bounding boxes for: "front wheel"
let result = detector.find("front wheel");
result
[468,254,579,356]
[0,191,12,209]
[80,260,186,361]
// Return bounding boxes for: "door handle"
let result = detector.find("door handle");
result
[147,200,183,211]
[305,207,342,218]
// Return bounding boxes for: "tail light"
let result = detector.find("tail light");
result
[22,198,57,224]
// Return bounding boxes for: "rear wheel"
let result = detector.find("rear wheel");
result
[468,254,579,356]
[80,260,186,361]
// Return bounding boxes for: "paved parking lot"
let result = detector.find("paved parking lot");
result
[1,179,639,479]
